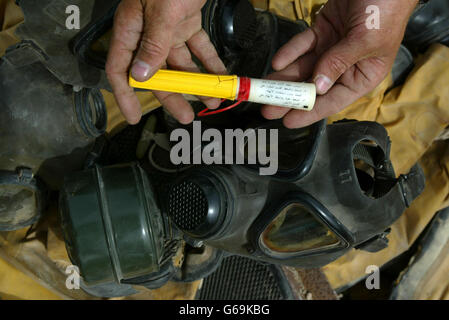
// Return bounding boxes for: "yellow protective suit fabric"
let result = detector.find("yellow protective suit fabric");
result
[1,0,448,300]
[0,0,21,56]
[323,44,449,294]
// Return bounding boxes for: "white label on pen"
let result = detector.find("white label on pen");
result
[248,79,316,111]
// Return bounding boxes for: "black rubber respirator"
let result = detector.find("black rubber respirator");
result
[60,119,424,296]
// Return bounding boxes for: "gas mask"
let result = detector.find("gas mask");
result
[60,116,425,297]
[1,0,116,228]
[15,0,120,90]
[0,42,107,231]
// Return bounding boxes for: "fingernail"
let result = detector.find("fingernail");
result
[131,60,151,81]
[179,112,195,125]
[314,75,332,95]
[205,99,221,109]
[127,114,142,125]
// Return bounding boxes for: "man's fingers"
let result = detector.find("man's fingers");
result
[112,86,143,125]
[187,28,227,109]
[167,43,199,72]
[282,83,361,129]
[131,6,175,82]
[281,60,387,129]
[198,96,222,109]
[261,53,317,120]
[272,28,317,71]
[312,38,369,95]
[106,0,145,124]
[268,52,317,82]
[154,91,195,125]
[167,44,221,109]
[261,105,290,120]
[187,28,228,75]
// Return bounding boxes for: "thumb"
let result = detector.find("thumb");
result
[313,38,369,95]
[131,18,174,82]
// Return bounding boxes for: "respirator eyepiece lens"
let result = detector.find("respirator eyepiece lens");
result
[260,203,342,256]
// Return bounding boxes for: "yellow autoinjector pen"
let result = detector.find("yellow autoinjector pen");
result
[129,70,316,111]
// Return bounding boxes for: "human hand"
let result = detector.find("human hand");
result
[262,0,418,128]
[106,0,227,125]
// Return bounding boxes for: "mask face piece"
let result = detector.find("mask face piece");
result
[15,0,119,89]
[158,120,424,268]
[0,41,107,231]
[202,0,308,80]
[404,0,449,52]
[60,118,425,296]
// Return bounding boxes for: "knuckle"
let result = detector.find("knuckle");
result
[326,54,350,77]
[163,1,186,21]
[193,29,207,43]
[105,61,113,77]
[139,37,166,58]
[105,61,117,81]
[370,69,388,89]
